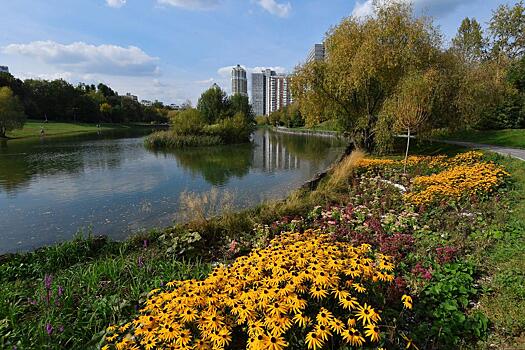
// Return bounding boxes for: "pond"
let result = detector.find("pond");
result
[0,128,346,253]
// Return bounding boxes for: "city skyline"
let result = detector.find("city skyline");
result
[0,0,514,105]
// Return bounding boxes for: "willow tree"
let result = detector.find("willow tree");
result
[291,1,442,151]
[380,69,439,172]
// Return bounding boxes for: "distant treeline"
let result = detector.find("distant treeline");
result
[0,72,171,123]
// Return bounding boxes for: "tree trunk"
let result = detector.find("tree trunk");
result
[404,127,411,174]
[0,126,6,139]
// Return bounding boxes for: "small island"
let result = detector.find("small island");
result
[145,84,255,148]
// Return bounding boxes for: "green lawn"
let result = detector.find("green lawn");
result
[437,129,525,149]
[6,120,147,139]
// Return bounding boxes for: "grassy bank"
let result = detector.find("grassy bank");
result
[1,143,524,349]
[295,119,343,132]
[436,128,525,149]
[5,120,152,139]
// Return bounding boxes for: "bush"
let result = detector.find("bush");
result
[203,112,254,144]
[255,115,269,125]
[413,262,488,347]
[169,108,205,135]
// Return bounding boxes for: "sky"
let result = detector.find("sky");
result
[0,0,516,105]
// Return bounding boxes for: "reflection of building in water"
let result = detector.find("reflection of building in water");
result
[253,129,300,172]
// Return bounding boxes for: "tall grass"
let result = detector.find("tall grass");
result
[178,188,235,227]
[144,131,223,149]
[0,245,211,349]
[327,149,365,188]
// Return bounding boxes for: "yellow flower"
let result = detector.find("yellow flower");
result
[364,324,380,342]
[401,294,413,309]
[355,303,379,325]
[265,334,288,350]
[305,330,324,350]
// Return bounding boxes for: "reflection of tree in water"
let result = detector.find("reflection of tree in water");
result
[153,144,254,186]
[0,130,147,194]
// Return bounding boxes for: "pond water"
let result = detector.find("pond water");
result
[0,128,346,253]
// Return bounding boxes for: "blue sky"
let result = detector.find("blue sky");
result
[0,0,514,105]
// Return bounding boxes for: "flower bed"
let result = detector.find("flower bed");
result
[103,230,412,350]
[97,150,516,349]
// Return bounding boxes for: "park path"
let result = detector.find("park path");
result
[439,140,525,161]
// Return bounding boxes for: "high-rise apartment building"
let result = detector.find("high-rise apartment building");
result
[307,43,325,62]
[251,69,293,116]
[251,72,266,116]
[231,64,248,96]
[0,66,9,73]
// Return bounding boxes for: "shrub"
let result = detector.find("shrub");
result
[204,112,254,144]
[255,115,269,125]
[413,262,488,347]
[169,108,206,135]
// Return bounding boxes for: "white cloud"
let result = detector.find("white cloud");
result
[3,41,159,76]
[256,0,291,17]
[352,0,374,18]
[156,0,220,10]
[106,0,127,8]
[352,0,476,19]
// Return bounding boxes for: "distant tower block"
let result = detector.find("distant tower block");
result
[231,65,248,96]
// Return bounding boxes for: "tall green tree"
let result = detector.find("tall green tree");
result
[0,87,26,138]
[197,85,229,124]
[452,17,486,62]
[291,2,442,151]
[489,0,525,59]
[229,94,254,122]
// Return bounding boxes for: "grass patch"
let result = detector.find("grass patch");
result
[5,120,149,139]
[294,119,343,132]
[435,128,525,149]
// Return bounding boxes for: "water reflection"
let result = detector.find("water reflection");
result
[0,128,345,253]
[0,129,150,194]
[151,144,254,186]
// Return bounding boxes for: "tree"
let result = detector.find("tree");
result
[99,102,112,122]
[197,84,229,124]
[0,87,26,138]
[380,69,439,171]
[170,108,205,135]
[291,2,442,151]
[489,1,525,60]
[97,83,117,98]
[455,59,509,129]
[452,18,486,63]
[229,94,254,122]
